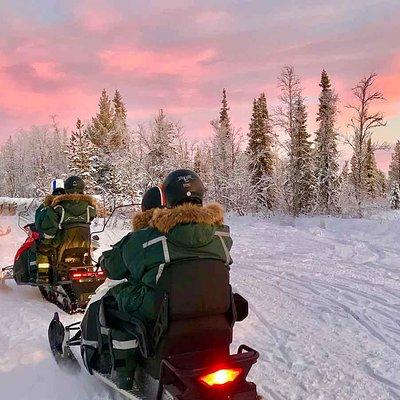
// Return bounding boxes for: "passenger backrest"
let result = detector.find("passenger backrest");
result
[144,259,233,378]
[57,224,91,265]
[155,258,231,320]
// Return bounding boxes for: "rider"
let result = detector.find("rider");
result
[105,169,233,329]
[35,179,65,234]
[100,186,165,281]
[36,176,97,283]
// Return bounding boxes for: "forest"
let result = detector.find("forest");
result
[1,66,399,217]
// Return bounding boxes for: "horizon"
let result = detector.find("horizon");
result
[0,0,399,171]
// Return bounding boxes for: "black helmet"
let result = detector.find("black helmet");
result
[141,186,164,211]
[64,176,85,194]
[52,187,66,196]
[163,169,205,207]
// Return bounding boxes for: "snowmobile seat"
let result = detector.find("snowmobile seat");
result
[56,223,91,267]
[104,258,234,379]
[145,261,233,378]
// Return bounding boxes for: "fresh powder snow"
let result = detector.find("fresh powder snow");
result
[1,210,400,399]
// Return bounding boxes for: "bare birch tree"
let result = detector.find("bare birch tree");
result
[346,73,386,216]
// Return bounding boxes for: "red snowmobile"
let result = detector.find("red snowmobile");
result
[10,222,105,313]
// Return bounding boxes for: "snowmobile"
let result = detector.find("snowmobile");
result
[8,213,105,313]
[48,258,260,399]
[35,223,105,313]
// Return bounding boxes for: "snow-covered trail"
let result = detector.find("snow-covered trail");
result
[1,212,400,399]
[230,214,400,400]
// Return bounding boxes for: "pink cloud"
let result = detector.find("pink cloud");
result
[99,46,216,80]
[32,61,65,81]
[73,0,122,33]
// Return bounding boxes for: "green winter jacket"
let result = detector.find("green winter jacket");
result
[39,193,97,243]
[34,195,57,234]
[103,203,232,326]
[101,209,155,281]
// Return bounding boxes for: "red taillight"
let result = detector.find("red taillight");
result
[199,368,242,387]
[69,269,105,280]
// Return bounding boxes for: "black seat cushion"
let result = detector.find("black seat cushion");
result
[143,314,231,379]
[155,259,231,320]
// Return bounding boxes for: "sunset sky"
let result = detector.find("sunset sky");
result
[0,0,399,170]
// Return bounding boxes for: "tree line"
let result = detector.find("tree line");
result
[1,66,399,216]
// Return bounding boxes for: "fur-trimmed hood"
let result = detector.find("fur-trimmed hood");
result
[43,195,56,206]
[151,203,224,234]
[132,209,155,231]
[51,193,97,207]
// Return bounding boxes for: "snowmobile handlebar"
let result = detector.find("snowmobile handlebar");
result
[91,203,141,237]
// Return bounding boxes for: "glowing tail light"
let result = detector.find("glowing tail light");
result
[69,270,104,280]
[199,368,242,387]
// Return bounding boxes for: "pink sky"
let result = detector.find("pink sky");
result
[0,0,399,171]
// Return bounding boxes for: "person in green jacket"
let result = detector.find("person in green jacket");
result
[36,176,97,284]
[100,186,165,281]
[35,179,66,234]
[103,169,233,329]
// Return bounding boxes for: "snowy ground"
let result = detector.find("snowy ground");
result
[1,210,400,399]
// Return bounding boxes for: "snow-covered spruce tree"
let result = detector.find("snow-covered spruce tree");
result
[0,136,21,197]
[247,93,274,209]
[226,151,258,215]
[338,161,355,214]
[87,89,114,148]
[275,66,302,214]
[388,140,400,185]
[210,89,236,208]
[376,170,387,196]
[139,109,181,185]
[193,144,213,202]
[276,66,314,215]
[314,70,339,214]
[364,138,379,197]
[390,183,400,209]
[347,73,386,216]
[87,89,129,207]
[26,122,68,196]
[111,90,128,150]
[66,119,95,191]
[289,96,315,215]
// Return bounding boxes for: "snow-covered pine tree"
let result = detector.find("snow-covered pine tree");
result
[289,96,314,215]
[338,161,358,215]
[0,136,21,197]
[276,66,303,214]
[140,109,180,184]
[364,138,379,197]
[390,183,400,209]
[247,93,274,209]
[376,170,387,196]
[193,144,213,202]
[87,89,129,207]
[225,151,258,215]
[211,89,236,208]
[88,89,114,148]
[314,70,339,214]
[66,119,95,191]
[220,89,232,139]
[111,90,128,150]
[388,141,400,184]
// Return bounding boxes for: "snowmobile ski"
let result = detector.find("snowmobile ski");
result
[48,312,81,373]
